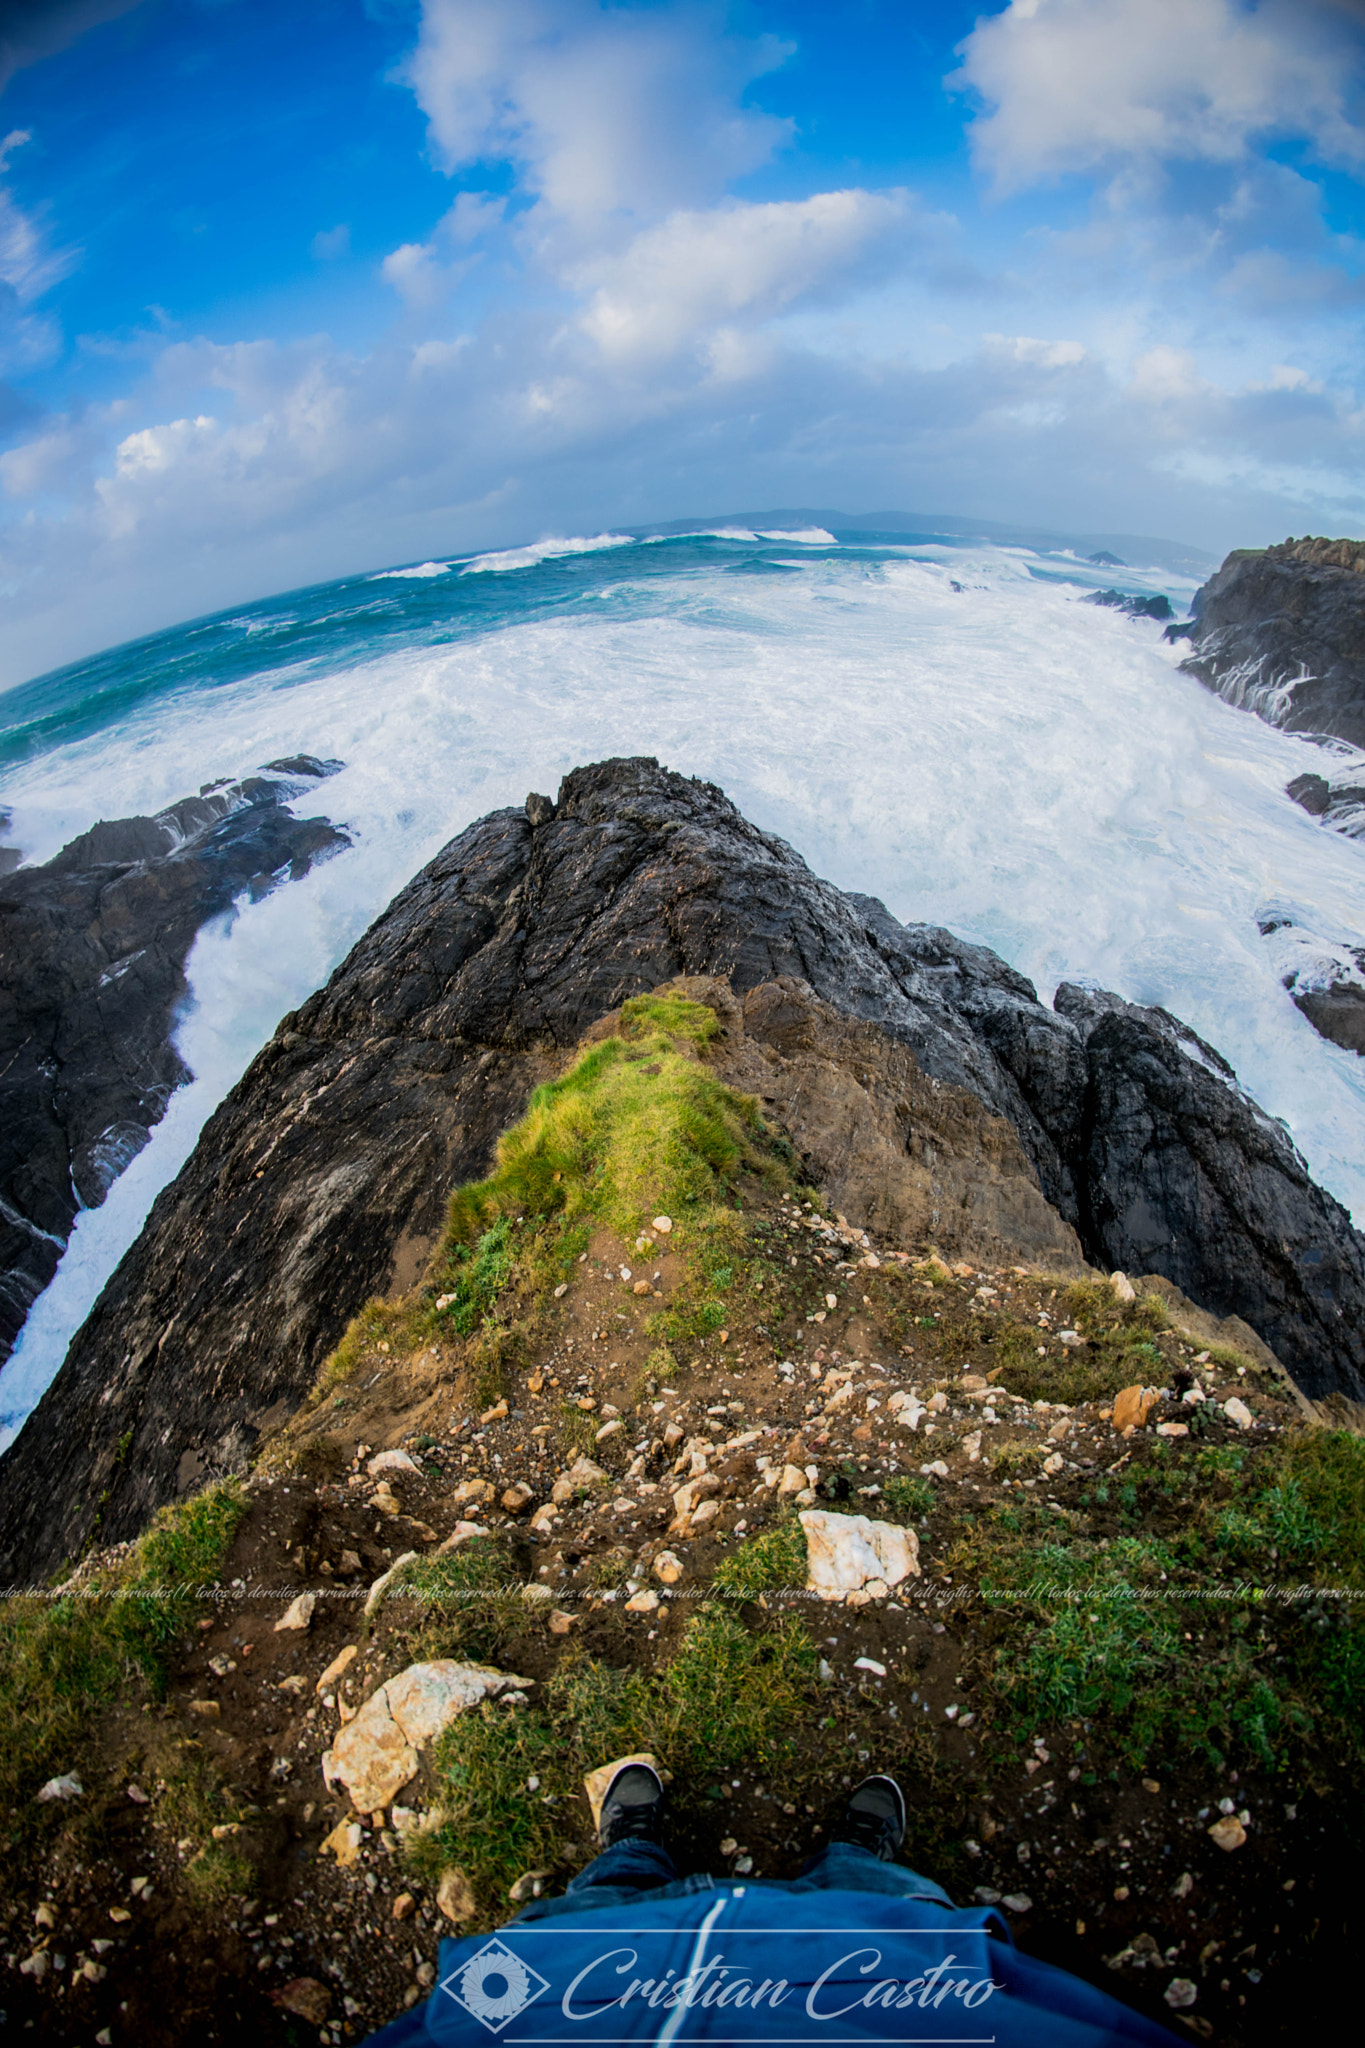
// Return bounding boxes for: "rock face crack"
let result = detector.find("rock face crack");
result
[1,755,1362,1582]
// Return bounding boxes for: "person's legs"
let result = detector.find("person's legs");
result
[793,1839,955,1904]
[565,1837,678,1898]
[515,1761,680,1921]
[791,1773,955,1906]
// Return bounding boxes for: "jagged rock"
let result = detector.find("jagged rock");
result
[0,759,349,1368]
[1083,589,1174,621]
[321,1660,532,1812]
[35,1771,82,1802]
[1050,983,1365,1401]
[799,1509,920,1600]
[273,1591,315,1633]
[5,756,1365,1581]
[1173,537,1365,745]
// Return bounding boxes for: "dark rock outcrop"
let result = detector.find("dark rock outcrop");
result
[1174,536,1365,746]
[1083,588,1173,620]
[1087,551,1126,567]
[2,756,1362,1580]
[0,760,350,1367]
[1286,770,1365,837]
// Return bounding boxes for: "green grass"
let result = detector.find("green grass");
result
[0,1481,247,1828]
[440,992,777,1252]
[712,1514,808,1596]
[408,1606,819,1917]
[881,1474,935,1522]
[382,1540,523,1662]
[960,1428,1365,1777]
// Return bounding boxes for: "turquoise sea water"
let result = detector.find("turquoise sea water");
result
[2,524,1363,1442]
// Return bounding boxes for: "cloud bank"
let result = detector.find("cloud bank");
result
[0,0,1362,684]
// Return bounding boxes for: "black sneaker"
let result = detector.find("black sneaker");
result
[599,1763,666,1849]
[831,1775,906,1862]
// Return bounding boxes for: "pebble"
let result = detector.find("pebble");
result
[274,1591,317,1633]
[35,1772,83,1803]
[1164,1979,1198,2010]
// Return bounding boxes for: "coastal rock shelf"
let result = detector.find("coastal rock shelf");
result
[0,758,350,1369]
[1,756,1361,1581]
[1173,536,1365,1059]
[1174,535,1365,747]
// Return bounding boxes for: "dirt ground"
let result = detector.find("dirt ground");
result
[1,1190,1351,2046]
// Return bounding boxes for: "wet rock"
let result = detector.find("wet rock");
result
[1083,589,1174,621]
[0,760,349,1367]
[1175,537,1365,747]
[799,1508,920,1600]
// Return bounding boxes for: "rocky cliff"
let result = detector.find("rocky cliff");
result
[0,759,350,1369]
[1175,535,1365,745]
[1,756,1361,1581]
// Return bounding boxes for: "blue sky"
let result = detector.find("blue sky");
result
[0,0,1362,681]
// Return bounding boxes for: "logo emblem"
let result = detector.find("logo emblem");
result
[441,1937,550,2034]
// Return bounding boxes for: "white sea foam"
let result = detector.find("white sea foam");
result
[3,540,1364,1439]
[457,532,638,574]
[368,561,454,580]
[755,526,838,543]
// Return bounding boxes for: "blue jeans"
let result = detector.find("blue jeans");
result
[514,1839,955,1921]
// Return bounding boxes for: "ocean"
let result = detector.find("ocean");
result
[3,523,1364,1449]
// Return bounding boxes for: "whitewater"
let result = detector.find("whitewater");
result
[3,524,1365,1449]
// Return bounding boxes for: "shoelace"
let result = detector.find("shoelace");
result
[603,1797,661,1842]
[838,1806,898,1859]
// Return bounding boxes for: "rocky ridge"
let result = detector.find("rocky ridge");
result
[1170,537,1365,1059]
[0,757,1361,1586]
[0,758,351,1372]
[1174,535,1365,747]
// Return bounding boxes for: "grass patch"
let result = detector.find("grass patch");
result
[712,1514,807,1596]
[957,1428,1365,1779]
[0,1482,247,1830]
[881,1474,935,1522]
[410,1607,818,1918]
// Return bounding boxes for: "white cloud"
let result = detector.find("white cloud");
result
[402,0,791,233]
[575,190,910,362]
[310,223,350,261]
[380,238,475,309]
[957,0,1365,188]
[984,333,1088,368]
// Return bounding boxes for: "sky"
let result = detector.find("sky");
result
[0,0,1362,684]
